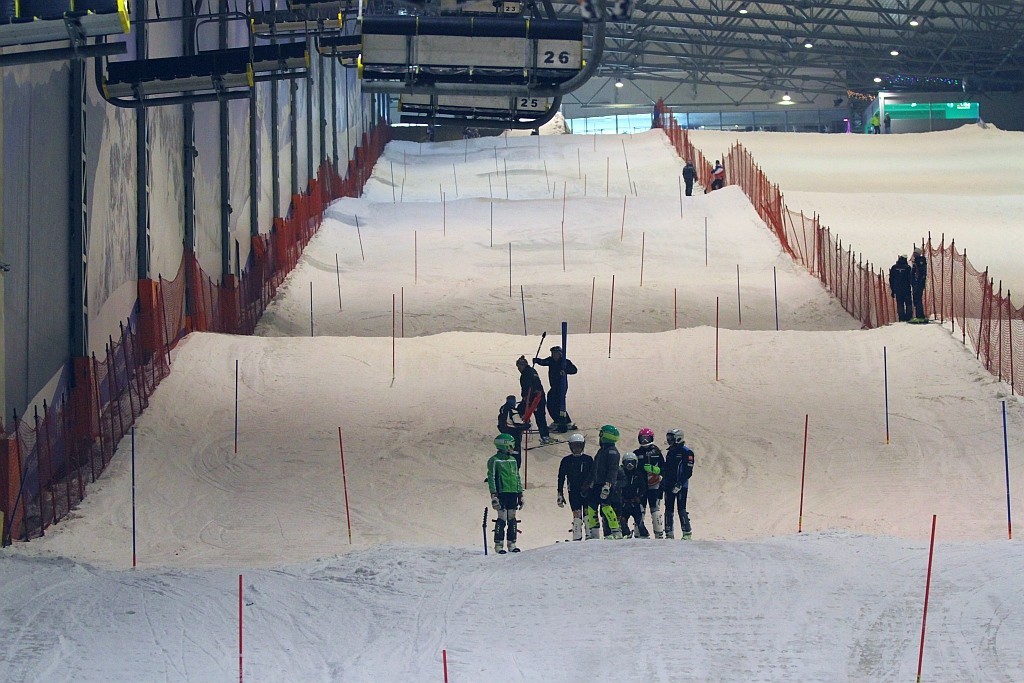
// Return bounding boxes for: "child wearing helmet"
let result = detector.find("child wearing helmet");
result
[582,425,623,539]
[661,428,695,539]
[556,433,595,541]
[618,451,650,538]
[487,434,525,553]
[497,394,527,467]
[634,427,667,538]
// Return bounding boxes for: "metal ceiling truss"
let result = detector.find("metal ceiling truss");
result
[558,0,1024,101]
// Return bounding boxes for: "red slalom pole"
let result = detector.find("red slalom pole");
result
[673,287,677,330]
[238,574,244,683]
[392,294,396,378]
[443,649,449,682]
[401,287,405,338]
[608,274,616,358]
[338,427,353,544]
[916,514,938,683]
[620,195,627,241]
[798,414,808,533]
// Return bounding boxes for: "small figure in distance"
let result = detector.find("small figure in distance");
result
[532,345,578,433]
[557,432,595,541]
[884,113,892,134]
[910,247,928,323]
[634,427,667,538]
[707,160,725,192]
[871,113,881,134]
[682,160,697,197]
[487,434,524,554]
[889,254,914,322]
[497,394,528,467]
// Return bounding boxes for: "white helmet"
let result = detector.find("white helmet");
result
[621,451,638,468]
[568,433,585,444]
[568,433,585,453]
[666,428,685,445]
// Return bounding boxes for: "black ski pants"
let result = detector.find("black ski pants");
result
[664,486,691,533]
[620,501,649,537]
[912,284,926,320]
[546,385,571,429]
[684,179,694,196]
[894,292,913,322]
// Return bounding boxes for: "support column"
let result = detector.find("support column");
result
[271,80,280,216]
[135,0,149,279]
[69,60,87,357]
[289,77,298,197]
[218,0,231,279]
[330,55,338,170]
[318,51,326,172]
[306,60,314,183]
[249,76,259,237]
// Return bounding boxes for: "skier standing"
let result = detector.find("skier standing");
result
[583,424,623,539]
[911,247,928,322]
[497,394,527,467]
[516,355,554,444]
[662,428,695,539]
[533,346,578,433]
[618,451,650,538]
[487,434,525,554]
[557,433,595,541]
[889,255,913,322]
[633,427,666,538]
[682,160,697,196]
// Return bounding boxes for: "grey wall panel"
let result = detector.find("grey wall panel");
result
[3,64,72,419]
[228,97,251,273]
[148,105,185,284]
[295,78,310,192]
[84,81,137,355]
[192,101,222,280]
[256,81,274,233]
[278,80,292,209]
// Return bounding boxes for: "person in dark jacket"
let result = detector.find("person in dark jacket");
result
[682,160,697,196]
[911,247,928,322]
[633,427,666,538]
[497,394,527,467]
[584,424,623,539]
[516,355,553,444]
[662,428,695,539]
[889,255,914,322]
[533,346,578,433]
[618,451,650,538]
[557,432,595,541]
[708,160,725,191]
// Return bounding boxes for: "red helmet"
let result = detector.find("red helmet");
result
[638,427,655,445]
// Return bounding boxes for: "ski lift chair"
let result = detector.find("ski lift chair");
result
[0,0,129,65]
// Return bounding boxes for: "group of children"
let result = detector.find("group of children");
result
[486,423,696,554]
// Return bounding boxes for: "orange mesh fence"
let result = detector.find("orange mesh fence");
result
[653,99,1022,396]
[1,124,392,545]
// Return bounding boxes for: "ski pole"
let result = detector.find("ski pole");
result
[531,331,547,366]
[482,508,489,555]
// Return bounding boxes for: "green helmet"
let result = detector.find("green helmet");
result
[599,424,620,444]
[494,433,516,453]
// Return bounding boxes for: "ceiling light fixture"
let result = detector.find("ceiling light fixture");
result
[890,49,900,56]
[803,41,813,48]
[614,80,624,88]
[873,76,883,83]
[909,18,920,27]
[738,3,748,14]
[782,93,792,101]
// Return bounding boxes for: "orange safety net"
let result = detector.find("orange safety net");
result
[1,124,392,545]
[653,99,1021,396]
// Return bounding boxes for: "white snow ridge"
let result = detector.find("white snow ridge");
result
[3,128,1024,682]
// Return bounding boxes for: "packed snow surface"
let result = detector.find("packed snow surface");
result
[4,126,1024,682]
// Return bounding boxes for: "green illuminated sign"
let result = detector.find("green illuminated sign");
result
[884,102,979,120]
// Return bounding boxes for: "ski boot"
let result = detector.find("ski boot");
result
[664,527,675,539]
[507,540,520,553]
[572,517,584,541]
[609,528,623,540]
[495,542,506,554]
[681,532,692,540]
[540,436,556,445]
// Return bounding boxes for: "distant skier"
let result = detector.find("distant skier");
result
[497,394,528,467]
[618,451,650,538]
[889,254,913,322]
[709,160,725,191]
[516,355,554,444]
[682,160,697,196]
[557,433,595,541]
[533,346,578,433]
[633,427,666,538]
[911,247,928,322]
[487,434,525,554]
[583,424,623,539]
[662,428,695,539]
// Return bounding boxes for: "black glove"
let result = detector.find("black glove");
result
[491,495,500,511]
[517,495,524,510]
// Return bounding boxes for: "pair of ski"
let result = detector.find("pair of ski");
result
[579,0,632,23]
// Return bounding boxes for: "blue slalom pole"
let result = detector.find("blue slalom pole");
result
[1004,401,1013,540]
[234,359,239,453]
[131,428,137,565]
[883,346,890,444]
[561,321,569,426]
